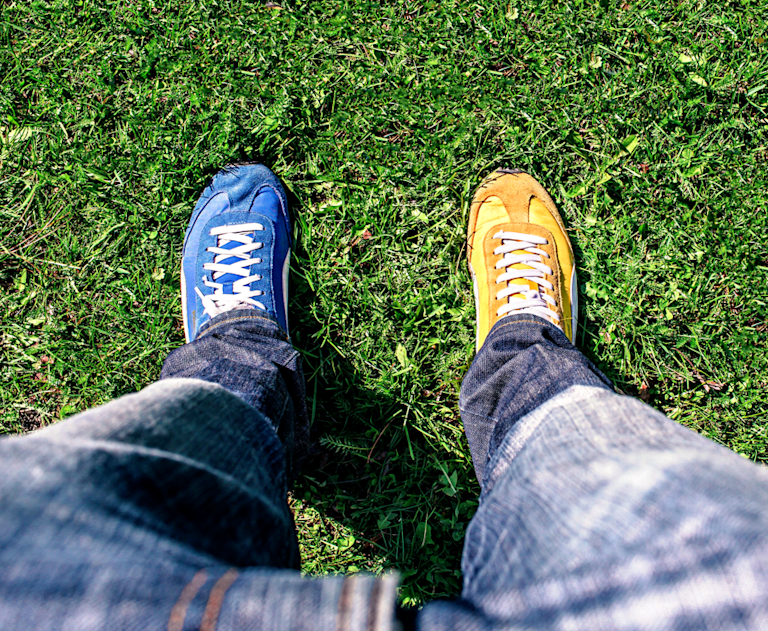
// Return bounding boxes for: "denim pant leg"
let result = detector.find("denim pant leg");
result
[160,309,311,481]
[417,315,768,629]
[0,311,399,631]
[459,315,613,482]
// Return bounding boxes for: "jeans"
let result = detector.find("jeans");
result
[2,311,768,629]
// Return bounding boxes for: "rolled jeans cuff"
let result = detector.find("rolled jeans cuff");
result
[161,309,310,481]
[460,314,613,484]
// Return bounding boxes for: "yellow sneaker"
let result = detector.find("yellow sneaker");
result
[467,169,577,351]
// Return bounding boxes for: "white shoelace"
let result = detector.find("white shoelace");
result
[493,230,560,324]
[194,223,267,318]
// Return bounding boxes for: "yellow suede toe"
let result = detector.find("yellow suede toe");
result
[467,170,577,351]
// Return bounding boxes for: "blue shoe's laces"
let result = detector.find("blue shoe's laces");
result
[195,222,268,318]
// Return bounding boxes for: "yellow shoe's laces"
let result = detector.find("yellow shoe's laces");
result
[493,230,560,325]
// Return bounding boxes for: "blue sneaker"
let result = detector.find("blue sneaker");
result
[181,164,291,343]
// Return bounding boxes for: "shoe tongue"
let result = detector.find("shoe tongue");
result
[215,229,254,292]
[212,187,279,292]
[251,188,280,221]
[509,262,539,294]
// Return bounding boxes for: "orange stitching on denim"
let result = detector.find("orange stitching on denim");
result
[336,575,357,631]
[494,319,543,331]
[168,569,207,631]
[366,578,383,631]
[200,568,239,631]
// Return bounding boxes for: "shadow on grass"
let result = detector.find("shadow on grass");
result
[281,182,476,605]
[291,322,472,604]
[569,229,657,407]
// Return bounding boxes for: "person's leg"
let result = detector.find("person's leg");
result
[0,376,397,630]
[0,164,399,630]
[160,309,309,481]
[163,162,311,479]
[422,319,768,629]
[416,170,768,629]
[460,314,612,481]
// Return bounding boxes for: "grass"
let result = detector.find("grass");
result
[1,0,768,606]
